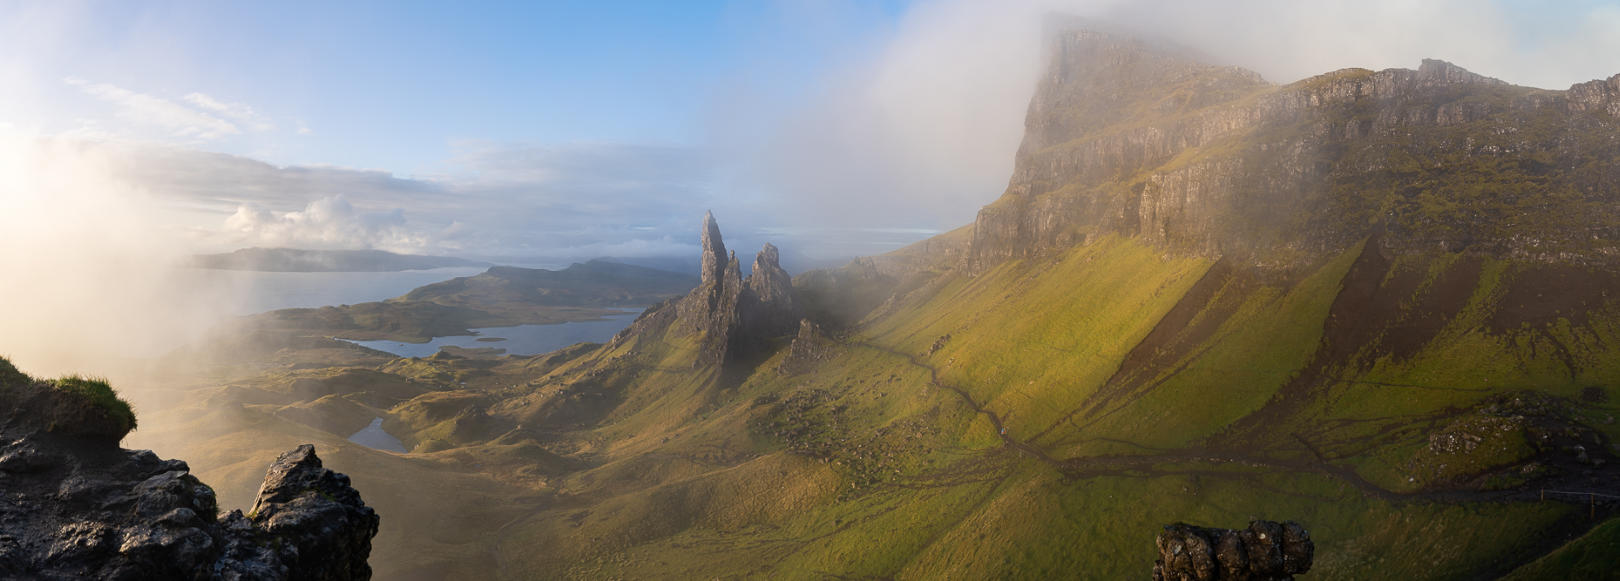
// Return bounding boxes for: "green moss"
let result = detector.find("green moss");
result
[52,374,137,432]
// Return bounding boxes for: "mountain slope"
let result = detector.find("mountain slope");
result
[516,241,1609,578]
[139,30,1620,579]
[462,32,1620,577]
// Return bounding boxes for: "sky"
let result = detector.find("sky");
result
[4,0,1620,379]
[4,0,1620,268]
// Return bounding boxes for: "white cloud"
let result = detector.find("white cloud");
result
[64,77,240,140]
[66,140,718,259]
[222,196,437,253]
[183,92,275,132]
[62,79,286,143]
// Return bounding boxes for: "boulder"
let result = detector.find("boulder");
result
[1153,520,1313,581]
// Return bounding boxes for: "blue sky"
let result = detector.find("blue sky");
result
[13,1,904,171]
[5,0,1620,267]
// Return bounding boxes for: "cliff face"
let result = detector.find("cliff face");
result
[970,30,1620,270]
[0,368,378,580]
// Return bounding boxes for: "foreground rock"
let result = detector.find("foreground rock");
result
[1153,520,1314,581]
[0,364,378,580]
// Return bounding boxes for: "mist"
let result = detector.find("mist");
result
[723,0,1620,243]
[0,129,244,385]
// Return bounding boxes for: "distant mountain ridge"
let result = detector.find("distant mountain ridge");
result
[208,257,699,356]
[191,247,488,272]
[402,258,698,308]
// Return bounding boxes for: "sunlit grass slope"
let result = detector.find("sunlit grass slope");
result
[865,235,1213,445]
[476,233,1619,579]
[128,228,1620,579]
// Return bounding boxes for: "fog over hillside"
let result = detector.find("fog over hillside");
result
[0,130,246,379]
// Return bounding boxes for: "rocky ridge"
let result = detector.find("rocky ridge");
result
[969,30,1620,270]
[0,363,378,580]
[663,211,803,366]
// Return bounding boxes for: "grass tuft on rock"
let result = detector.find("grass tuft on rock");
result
[52,374,137,433]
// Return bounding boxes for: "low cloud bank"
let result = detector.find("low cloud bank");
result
[0,130,243,379]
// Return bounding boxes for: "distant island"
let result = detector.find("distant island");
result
[190,248,489,272]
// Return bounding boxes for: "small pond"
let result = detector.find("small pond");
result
[347,417,407,453]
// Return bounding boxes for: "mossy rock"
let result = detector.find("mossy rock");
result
[49,375,138,439]
[0,359,134,442]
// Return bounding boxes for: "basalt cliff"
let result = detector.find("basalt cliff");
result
[967,30,1620,270]
[0,359,378,580]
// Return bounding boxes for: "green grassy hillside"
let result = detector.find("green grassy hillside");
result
[134,229,1620,579]
[464,232,1616,578]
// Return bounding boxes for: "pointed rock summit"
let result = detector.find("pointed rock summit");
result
[666,212,801,367]
[699,210,728,286]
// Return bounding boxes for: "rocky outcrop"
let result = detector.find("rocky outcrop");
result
[739,242,801,344]
[776,319,832,375]
[0,368,377,580]
[1152,520,1314,581]
[969,30,1620,271]
[229,445,379,579]
[674,211,745,366]
[698,211,728,283]
[667,212,802,366]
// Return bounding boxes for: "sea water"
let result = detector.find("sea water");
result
[338,311,642,358]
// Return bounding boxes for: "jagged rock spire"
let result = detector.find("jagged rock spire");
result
[700,210,728,285]
[677,212,744,366]
[669,212,802,368]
